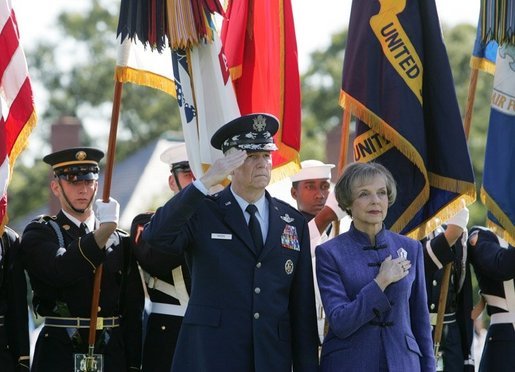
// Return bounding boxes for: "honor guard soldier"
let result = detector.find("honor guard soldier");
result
[468,227,515,372]
[422,207,474,371]
[20,147,144,371]
[290,160,349,343]
[0,227,30,371]
[143,114,319,371]
[130,142,193,372]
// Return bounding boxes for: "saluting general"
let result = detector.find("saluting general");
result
[143,113,319,372]
[20,147,144,371]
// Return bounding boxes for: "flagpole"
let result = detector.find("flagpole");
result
[463,68,479,138]
[86,80,123,370]
[337,109,351,175]
[323,108,352,338]
[332,109,351,236]
[433,67,477,362]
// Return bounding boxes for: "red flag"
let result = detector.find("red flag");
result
[0,0,37,232]
[221,0,301,181]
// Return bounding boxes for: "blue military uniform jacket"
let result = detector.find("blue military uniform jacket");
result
[21,211,144,371]
[316,223,435,372]
[143,184,319,372]
[468,228,515,372]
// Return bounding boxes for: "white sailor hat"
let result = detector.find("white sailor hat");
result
[290,160,335,182]
[159,142,190,173]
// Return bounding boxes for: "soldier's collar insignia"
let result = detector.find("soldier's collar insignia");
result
[280,214,294,223]
[225,201,232,206]
[63,224,71,230]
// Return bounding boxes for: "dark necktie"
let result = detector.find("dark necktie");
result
[246,204,263,254]
[79,223,88,235]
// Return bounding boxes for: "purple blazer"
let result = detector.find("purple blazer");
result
[316,223,435,371]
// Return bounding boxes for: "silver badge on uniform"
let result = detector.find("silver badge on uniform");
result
[280,214,294,223]
[285,259,294,275]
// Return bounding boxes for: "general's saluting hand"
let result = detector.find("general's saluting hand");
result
[200,149,247,189]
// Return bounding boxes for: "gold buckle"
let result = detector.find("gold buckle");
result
[96,317,104,330]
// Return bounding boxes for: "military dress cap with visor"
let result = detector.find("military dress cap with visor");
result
[211,113,279,153]
[160,142,190,173]
[290,159,335,182]
[43,147,104,182]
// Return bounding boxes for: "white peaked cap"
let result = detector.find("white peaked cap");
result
[290,159,335,182]
[159,142,188,168]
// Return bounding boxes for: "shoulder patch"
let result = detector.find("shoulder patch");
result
[33,214,57,224]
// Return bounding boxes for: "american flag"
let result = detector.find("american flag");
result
[0,0,37,232]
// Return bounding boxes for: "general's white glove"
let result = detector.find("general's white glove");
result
[95,197,120,225]
[446,207,469,230]
[325,191,347,220]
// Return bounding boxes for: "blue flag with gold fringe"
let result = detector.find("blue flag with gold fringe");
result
[471,22,498,75]
[340,0,476,239]
[481,45,515,245]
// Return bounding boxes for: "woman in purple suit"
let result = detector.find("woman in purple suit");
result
[316,162,435,371]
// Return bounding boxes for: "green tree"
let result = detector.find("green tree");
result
[10,0,180,222]
[26,0,180,156]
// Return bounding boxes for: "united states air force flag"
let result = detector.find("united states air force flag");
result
[339,0,476,239]
[481,45,515,245]
[471,25,498,75]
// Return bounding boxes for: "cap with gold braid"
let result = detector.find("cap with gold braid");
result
[43,147,104,182]
[211,113,279,154]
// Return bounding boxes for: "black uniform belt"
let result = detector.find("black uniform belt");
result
[0,315,4,326]
[44,316,120,329]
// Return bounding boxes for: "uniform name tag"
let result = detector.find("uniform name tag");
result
[211,233,232,240]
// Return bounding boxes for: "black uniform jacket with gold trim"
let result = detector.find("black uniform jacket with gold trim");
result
[0,227,29,371]
[422,231,473,366]
[20,211,143,369]
[143,183,319,372]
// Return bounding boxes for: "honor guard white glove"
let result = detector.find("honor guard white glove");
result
[325,191,347,220]
[446,207,469,230]
[95,197,120,225]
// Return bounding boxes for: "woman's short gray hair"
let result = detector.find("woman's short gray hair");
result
[334,162,397,215]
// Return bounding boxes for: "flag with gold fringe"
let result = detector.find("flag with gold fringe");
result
[481,44,515,245]
[471,24,498,75]
[0,0,37,233]
[115,37,176,97]
[469,0,509,75]
[116,0,239,178]
[221,0,301,181]
[478,0,515,46]
[340,0,476,239]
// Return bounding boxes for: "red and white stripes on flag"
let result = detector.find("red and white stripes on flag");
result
[0,0,37,231]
